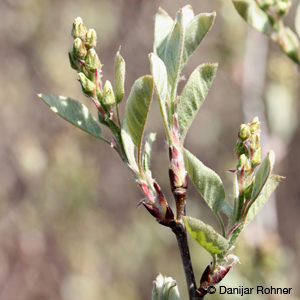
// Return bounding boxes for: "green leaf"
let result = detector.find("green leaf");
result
[177,63,218,135]
[163,20,183,99]
[296,2,300,38]
[152,274,180,300]
[220,201,233,217]
[184,216,229,255]
[142,132,156,173]
[122,75,154,148]
[38,94,103,140]
[149,53,172,138]
[245,174,282,225]
[122,75,154,171]
[154,7,174,58]
[181,13,216,68]
[176,5,194,27]
[232,0,272,35]
[121,126,139,173]
[184,149,225,213]
[251,151,275,202]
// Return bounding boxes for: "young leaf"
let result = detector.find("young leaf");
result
[142,132,156,173]
[149,53,172,139]
[38,94,103,140]
[177,63,218,135]
[163,20,183,99]
[152,274,180,300]
[251,151,275,202]
[181,13,216,68]
[121,126,139,173]
[232,0,272,35]
[122,75,154,171]
[184,149,225,213]
[184,216,229,255]
[245,174,283,225]
[154,7,174,58]
[176,5,194,28]
[122,75,154,148]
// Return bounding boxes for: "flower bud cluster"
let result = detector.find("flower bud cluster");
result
[255,0,291,21]
[69,17,122,119]
[234,117,261,197]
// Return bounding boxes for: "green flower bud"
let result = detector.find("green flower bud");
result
[249,117,260,132]
[237,154,251,172]
[256,0,274,9]
[73,38,87,59]
[85,28,97,49]
[85,48,101,70]
[102,80,115,105]
[72,17,87,39]
[277,0,291,17]
[78,72,96,96]
[250,132,260,150]
[238,124,251,140]
[114,51,125,103]
[68,49,79,70]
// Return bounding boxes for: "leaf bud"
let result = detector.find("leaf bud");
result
[85,28,97,49]
[78,72,96,96]
[238,124,251,140]
[71,17,87,39]
[73,38,87,59]
[152,274,180,300]
[85,48,101,70]
[102,80,116,105]
[114,51,126,103]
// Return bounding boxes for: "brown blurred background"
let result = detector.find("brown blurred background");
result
[0,0,299,299]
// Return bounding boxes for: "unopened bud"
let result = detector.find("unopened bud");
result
[152,274,180,300]
[114,51,125,103]
[238,124,251,140]
[85,28,97,49]
[237,154,251,172]
[85,48,101,70]
[73,38,87,59]
[277,0,291,17]
[78,72,96,96]
[68,49,79,70]
[72,17,87,39]
[249,117,260,132]
[102,80,115,105]
[256,0,274,9]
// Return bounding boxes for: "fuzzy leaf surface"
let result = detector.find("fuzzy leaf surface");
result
[184,216,229,255]
[245,174,282,225]
[149,53,172,133]
[251,151,275,202]
[142,133,156,173]
[184,149,225,213]
[181,12,215,68]
[233,0,272,35]
[178,63,217,134]
[154,7,174,58]
[122,75,154,149]
[38,94,103,139]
